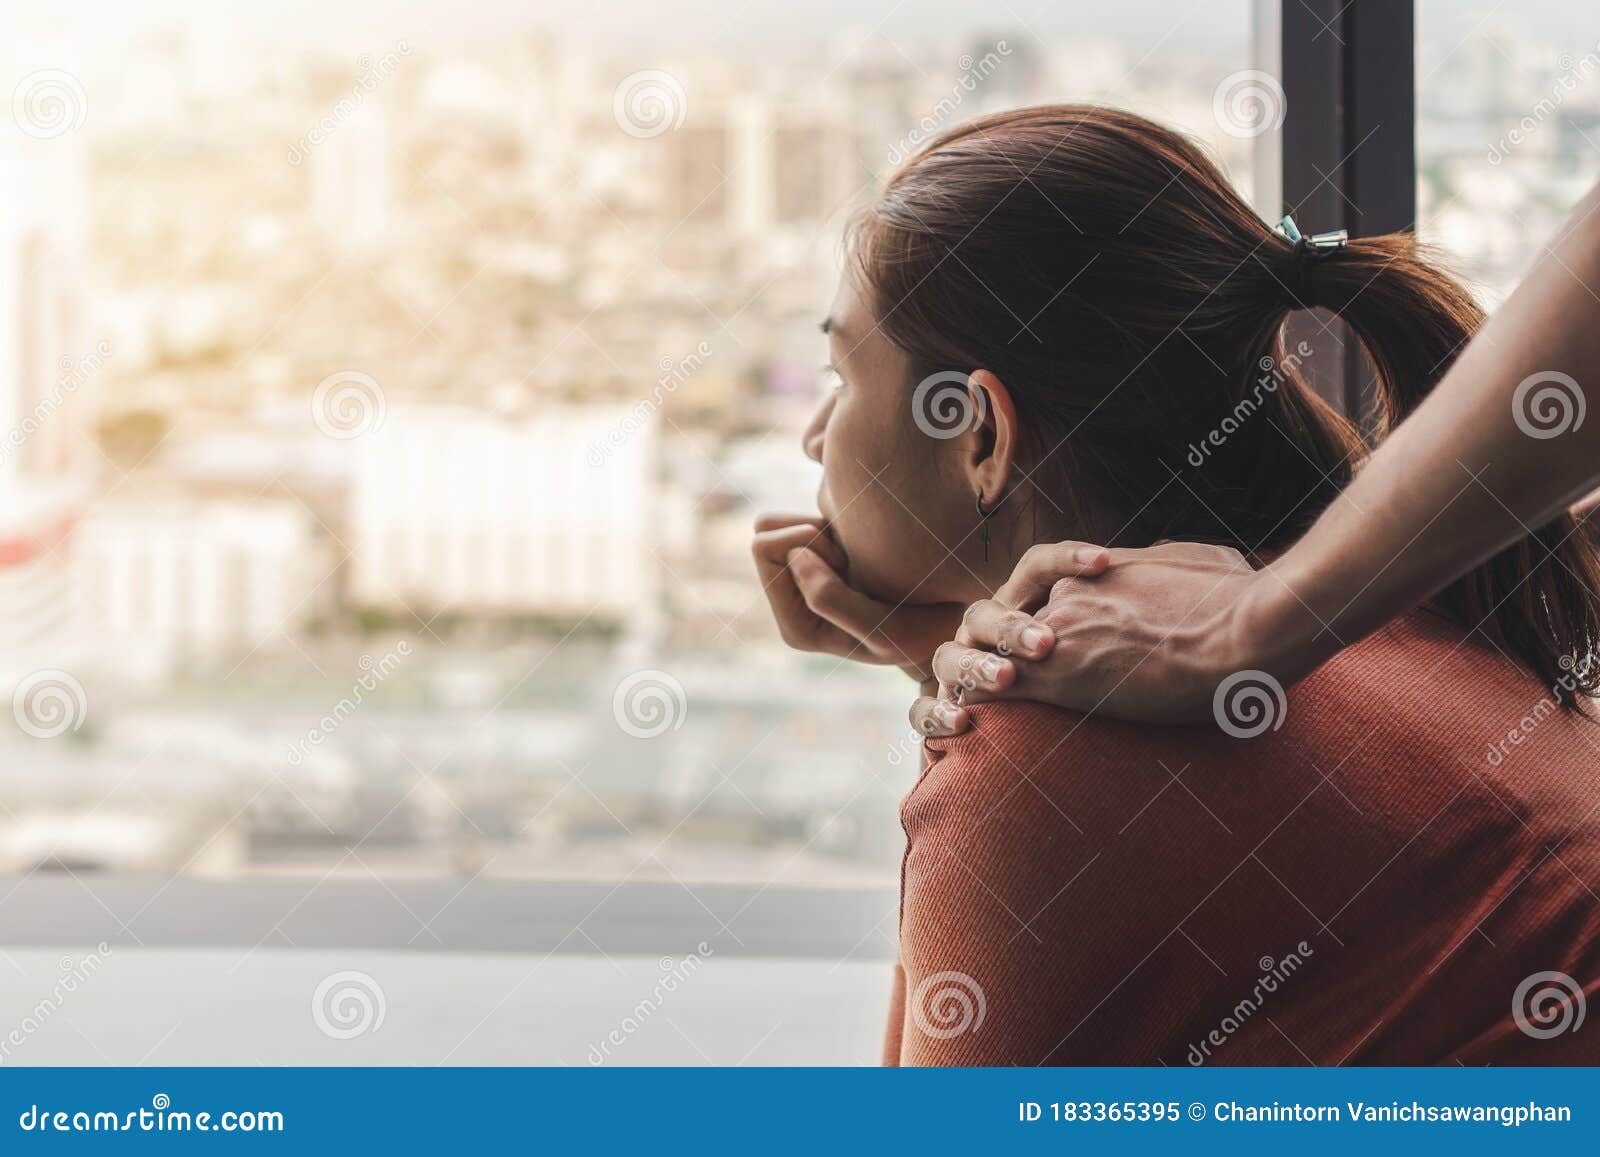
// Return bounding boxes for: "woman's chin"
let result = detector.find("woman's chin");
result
[848,560,950,608]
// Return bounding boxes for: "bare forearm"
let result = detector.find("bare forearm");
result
[1253,182,1600,677]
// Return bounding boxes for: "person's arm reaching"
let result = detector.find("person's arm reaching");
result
[913,179,1600,733]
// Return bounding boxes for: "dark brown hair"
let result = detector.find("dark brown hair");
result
[850,104,1600,702]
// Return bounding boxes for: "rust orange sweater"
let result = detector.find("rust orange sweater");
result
[884,610,1600,1065]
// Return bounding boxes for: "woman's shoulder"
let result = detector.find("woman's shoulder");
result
[909,698,1198,841]
[907,606,1596,845]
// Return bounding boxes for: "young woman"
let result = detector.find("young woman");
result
[754,106,1600,1064]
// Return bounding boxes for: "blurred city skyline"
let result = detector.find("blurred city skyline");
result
[1,2,1596,888]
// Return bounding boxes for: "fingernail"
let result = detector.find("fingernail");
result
[1021,624,1051,652]
[1076,546,1106,566]
[980,656,1004,683]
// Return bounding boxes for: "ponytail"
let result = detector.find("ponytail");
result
[1294,232,1600,704]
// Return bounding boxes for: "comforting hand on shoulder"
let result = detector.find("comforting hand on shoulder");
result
[910,540,1270,735]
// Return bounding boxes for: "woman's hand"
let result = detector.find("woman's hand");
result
[910,541,1283,735]
[752,513,965,682]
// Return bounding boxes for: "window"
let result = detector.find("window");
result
[2,1,1264,896]
[1418,1,1600,305]
[1,0,1266,1065]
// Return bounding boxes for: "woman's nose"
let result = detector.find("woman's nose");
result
[801,394,832,464]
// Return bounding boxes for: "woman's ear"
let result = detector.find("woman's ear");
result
[965,369,1020,502]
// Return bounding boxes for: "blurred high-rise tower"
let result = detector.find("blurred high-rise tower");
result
[0,44,97,673]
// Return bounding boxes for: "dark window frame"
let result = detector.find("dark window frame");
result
[1279,0,1417,425]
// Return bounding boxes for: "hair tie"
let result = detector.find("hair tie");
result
[1274,215,1348,309]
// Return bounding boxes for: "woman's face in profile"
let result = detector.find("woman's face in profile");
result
[804,273,983,606]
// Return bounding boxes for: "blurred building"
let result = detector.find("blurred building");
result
[0,99,95,676]
[72,493,334,680]
[664,95,856,235]
[349,404,660,632]
[310,100,391,249]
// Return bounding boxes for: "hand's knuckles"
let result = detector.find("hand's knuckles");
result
[1024,542,1079,577]
[932,641,965,675]
[1048,574,1088,604]
[1018,543,1049,568]
[996,610,1033,651]
[808,582,848,616]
